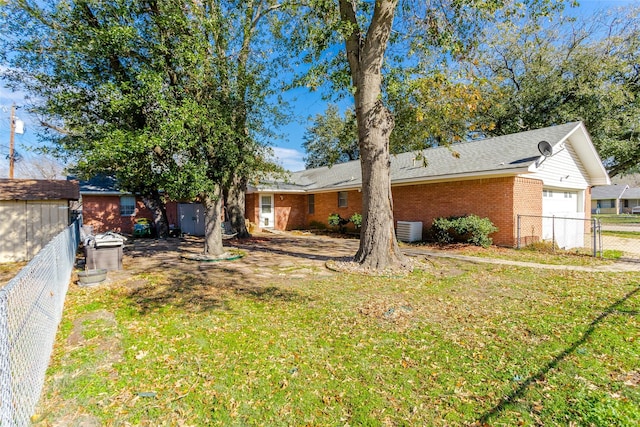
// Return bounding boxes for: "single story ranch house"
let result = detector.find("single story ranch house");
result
[591,184,640,214]
[246,122,610,247]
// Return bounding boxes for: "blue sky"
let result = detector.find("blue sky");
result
[1,0,637,175]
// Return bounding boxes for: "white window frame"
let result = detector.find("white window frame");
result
[120,195,136,216]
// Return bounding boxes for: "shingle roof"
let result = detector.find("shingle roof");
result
[0,179,79,201]
[259,122,585,192]
[592,185,640,200]
[622,187,640,199]
[591,185,629,199]
[75,175,127,194]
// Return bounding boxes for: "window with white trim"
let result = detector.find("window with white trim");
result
[120,196,136,216]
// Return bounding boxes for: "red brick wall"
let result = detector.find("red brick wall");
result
[82,195,178,235]
[275,194,307,230]
[165,201,179,228]
[307,190,363,231]
[584,187,592,232]
[245,193,258,226]
[248,177,547,246]
[392,177,542,246]
[512,177,544,246]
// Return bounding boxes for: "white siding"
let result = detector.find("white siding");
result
[527,140,590,190]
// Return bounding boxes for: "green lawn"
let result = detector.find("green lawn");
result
[37,260,640,426]
[602,230,640,239]
[404,241,613,266]
[594,214,640,225]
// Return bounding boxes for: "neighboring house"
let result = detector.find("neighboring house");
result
[591,184,640,214]
[77,175,180,235]
[0,179,79,262]
[247,122,610,247]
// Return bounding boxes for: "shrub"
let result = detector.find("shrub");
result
[350,213,362,229]
[328,213,350,233]
[431,215,498,248]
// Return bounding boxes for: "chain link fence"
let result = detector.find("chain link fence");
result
[517,214,601,256]
[0,218,80,426]
[597,215,640,261]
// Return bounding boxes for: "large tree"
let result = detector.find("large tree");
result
[279,0,563,270]
[1,0,281,254]
[472,6,640,176]
[303,104,358,168]
[303,72,491,168]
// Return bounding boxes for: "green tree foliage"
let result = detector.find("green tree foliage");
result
[302,72,493,168]
[303,104,358,168]
[473,6,640,176]
[277,0,563,270]
[1,0,281,253]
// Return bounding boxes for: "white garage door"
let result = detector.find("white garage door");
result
[542,189,579,216]
[542,189,584,249]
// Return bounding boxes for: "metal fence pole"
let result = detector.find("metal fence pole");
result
[0,294,15,425]
[598,219,603,258]
[552,215,556,252]
[592,219,597,257]
[517,215,521,249]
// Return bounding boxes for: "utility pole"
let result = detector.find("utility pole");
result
[9,103,16,179]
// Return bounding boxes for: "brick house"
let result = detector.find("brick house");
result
[247,122,610,247]
[78,175,180,235]
[0,179,79,262]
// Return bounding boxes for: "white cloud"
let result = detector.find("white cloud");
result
[271,146,306,172]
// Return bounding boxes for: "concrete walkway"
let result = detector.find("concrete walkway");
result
[403,247,640,273]
[262,230,640,273]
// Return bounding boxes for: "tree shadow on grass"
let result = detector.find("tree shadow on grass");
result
[125,267,313,315]
[227,236,357,262]
[477,285,640,425]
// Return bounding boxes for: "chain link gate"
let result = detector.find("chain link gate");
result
[0,218,80,425]
[517,214,601,256]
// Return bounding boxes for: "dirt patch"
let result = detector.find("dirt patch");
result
[66,309,124,369]
[358,297,417,330]
[621,371,640,387]
[0,261,27,288]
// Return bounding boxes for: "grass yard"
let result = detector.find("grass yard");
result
[602,230,640,239]
[594,214,640,225]
[406,242,613,266]
[37,257,639,426]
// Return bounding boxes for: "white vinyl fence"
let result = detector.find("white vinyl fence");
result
[0,218,80,426]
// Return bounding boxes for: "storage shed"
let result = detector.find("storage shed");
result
[0,179,80,262]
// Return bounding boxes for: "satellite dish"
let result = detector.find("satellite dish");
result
[538,140,553,157]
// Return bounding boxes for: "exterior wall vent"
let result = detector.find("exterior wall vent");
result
[396,221,423,242]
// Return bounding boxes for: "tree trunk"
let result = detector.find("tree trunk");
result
[353,76,408,270]
[202,184,225,256]
[141,190,169,238]
[224,174,251,238]
[340,0,408,270]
